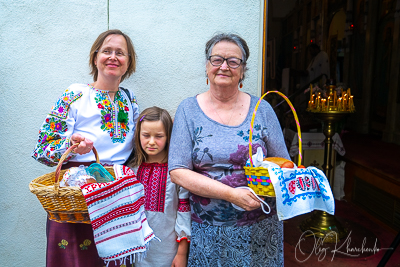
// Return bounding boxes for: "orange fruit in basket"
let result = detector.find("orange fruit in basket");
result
[298,165,306,168]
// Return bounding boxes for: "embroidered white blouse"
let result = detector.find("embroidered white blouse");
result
[32,83,139,166]
[130,162,191,267]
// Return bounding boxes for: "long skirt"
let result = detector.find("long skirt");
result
[188,215,284,267]
[46,219,104,267]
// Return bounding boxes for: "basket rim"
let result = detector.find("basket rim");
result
[29,166,114,197]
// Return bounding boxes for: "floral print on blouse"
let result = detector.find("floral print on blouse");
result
[169,94,290,226]
[32,83,139,167]
[94,88,131,142]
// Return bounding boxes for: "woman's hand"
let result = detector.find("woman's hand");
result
[230,188,262,211]
[70,133,94,155]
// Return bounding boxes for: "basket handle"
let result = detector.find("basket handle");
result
[54,143,100,192]
[248,91,302,167]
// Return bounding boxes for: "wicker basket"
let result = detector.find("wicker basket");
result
[244,91,302,197]
[29,144,115,224]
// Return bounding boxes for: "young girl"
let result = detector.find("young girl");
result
[127,106,191,267]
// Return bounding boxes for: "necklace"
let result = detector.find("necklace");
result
[209,91,239,125]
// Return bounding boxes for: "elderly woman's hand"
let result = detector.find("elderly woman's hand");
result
[231,188,262,211]
[70,133,94,155]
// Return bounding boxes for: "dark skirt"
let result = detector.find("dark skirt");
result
[46,220,136,267]
[46,219,104,267]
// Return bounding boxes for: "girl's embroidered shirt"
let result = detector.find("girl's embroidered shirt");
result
[131,162,191,267]
[32,83,139,166]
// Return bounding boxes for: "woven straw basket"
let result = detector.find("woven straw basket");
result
[29,144,115,224]
[243,91,302,197]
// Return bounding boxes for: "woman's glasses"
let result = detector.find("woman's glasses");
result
[208,55,243,69]
[96,49,129,58]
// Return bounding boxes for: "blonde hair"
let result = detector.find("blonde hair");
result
[128,106,173,167]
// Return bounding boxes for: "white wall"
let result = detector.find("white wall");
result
[0,0,264,265]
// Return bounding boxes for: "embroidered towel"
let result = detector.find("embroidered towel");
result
[81,165,157,266]
[267,164,335,221]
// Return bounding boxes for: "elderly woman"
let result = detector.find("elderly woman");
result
[32,29,139,267]
[169,33,289,266]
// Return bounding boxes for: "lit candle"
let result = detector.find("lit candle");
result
[350,96,354,111]
[327,96,330,110]
[347,94,350,110]
[338,98,342,111]
[334,92,337,107]
[309,84,313,102]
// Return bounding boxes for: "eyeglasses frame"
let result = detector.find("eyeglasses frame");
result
[95,49,130,58]
[208,55,243,69]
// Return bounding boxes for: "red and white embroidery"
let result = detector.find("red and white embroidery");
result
[288,180,296,195]
[136,162,168,212]
[178,199,190,213]
[122,165,136,177]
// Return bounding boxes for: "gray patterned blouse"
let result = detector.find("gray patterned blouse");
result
[169,93,290,226]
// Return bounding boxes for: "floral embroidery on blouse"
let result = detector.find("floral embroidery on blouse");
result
[79,239,91,250]
[32,117,73,166]
[50,90,82,119]
[58,239,68,249]
[32,88,82,166]
[94,89,130,143]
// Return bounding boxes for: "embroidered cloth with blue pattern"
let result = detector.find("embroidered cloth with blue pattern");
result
[253,154,335,221]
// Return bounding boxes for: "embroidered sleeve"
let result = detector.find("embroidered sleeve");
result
[31,87,82,166]
[175,186,191,242]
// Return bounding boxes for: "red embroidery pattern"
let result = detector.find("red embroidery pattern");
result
[178,198,190,212]
[122,165,136,177]
[136,162,168,212]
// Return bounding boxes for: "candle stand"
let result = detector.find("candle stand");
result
[300,81,355,242]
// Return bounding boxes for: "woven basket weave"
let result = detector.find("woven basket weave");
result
[243,91,302,197]
[29,144,115,224]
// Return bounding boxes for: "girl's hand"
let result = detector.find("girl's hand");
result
[70,133,94,155]
[171,238,189,267]
[171,253,188,267]
[230,188,261,211]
